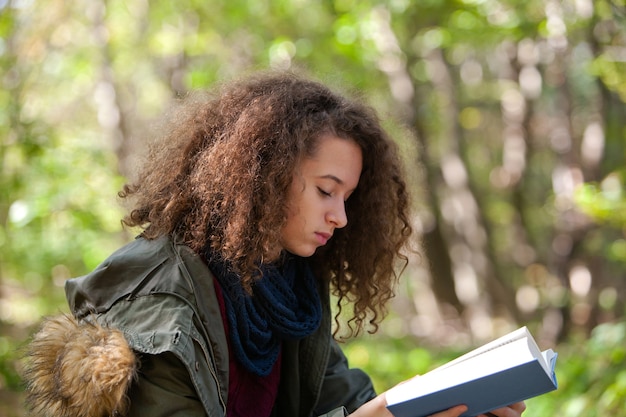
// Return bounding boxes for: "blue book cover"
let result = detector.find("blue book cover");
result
[385,327,558,417]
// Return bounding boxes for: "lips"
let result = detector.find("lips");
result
[315,232,332,245]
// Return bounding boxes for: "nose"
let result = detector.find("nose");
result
[327,200,348,229]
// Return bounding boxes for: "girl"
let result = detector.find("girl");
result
[23,72,525,417]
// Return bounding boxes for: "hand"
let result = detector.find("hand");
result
[478,402,526,417]
[348,393,393,417]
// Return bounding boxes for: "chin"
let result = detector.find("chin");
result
[285,246,317,258]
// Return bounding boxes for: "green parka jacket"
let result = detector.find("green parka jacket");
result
[23,236,376,417]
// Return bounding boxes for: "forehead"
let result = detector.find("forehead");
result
[300,134,362,185]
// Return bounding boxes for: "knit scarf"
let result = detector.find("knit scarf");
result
[207,253,322,377]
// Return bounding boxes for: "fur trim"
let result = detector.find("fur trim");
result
[22,314,137,417]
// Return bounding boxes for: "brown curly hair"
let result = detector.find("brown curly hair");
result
[119,71,413,336]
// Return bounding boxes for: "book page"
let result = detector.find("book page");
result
[427,327,533,375]
[385,334,545,406]
[542,349,558,382]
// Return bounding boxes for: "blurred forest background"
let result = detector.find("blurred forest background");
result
[1,0,625,415]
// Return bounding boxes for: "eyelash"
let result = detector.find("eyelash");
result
[317,187,332,197]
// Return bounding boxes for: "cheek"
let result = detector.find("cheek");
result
[284,182,308,224]
[281,199,303,239]
[284,208,305,235]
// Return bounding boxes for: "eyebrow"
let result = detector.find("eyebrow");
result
[318,174,344,185]
[318,174,358,194]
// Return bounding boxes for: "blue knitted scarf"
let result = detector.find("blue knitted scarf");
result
[207,253,322,377]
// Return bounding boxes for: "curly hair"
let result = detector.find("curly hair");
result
[119,71,413,337]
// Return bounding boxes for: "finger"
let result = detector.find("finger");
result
[429,405,468,417]
[510,401,527,413]
[480,402,526,417]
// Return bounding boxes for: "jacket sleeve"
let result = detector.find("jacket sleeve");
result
[126,352,207,417]
[314,340,377,416]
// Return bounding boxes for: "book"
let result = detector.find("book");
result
[385,327,558,417]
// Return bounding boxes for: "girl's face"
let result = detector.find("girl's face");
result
[279,134,363,257]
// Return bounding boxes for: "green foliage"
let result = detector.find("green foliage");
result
[526,322,626,416]
[2,0,626,414]
[575,171,626,229]
[574,170,626,264]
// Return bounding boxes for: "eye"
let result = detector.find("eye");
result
[317,187,332,197]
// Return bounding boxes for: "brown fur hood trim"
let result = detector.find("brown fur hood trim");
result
[22,314,138,417]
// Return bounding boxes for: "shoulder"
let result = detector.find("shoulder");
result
[65,235,224,356]
[66,236,210,317]
[99,292,198,355]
